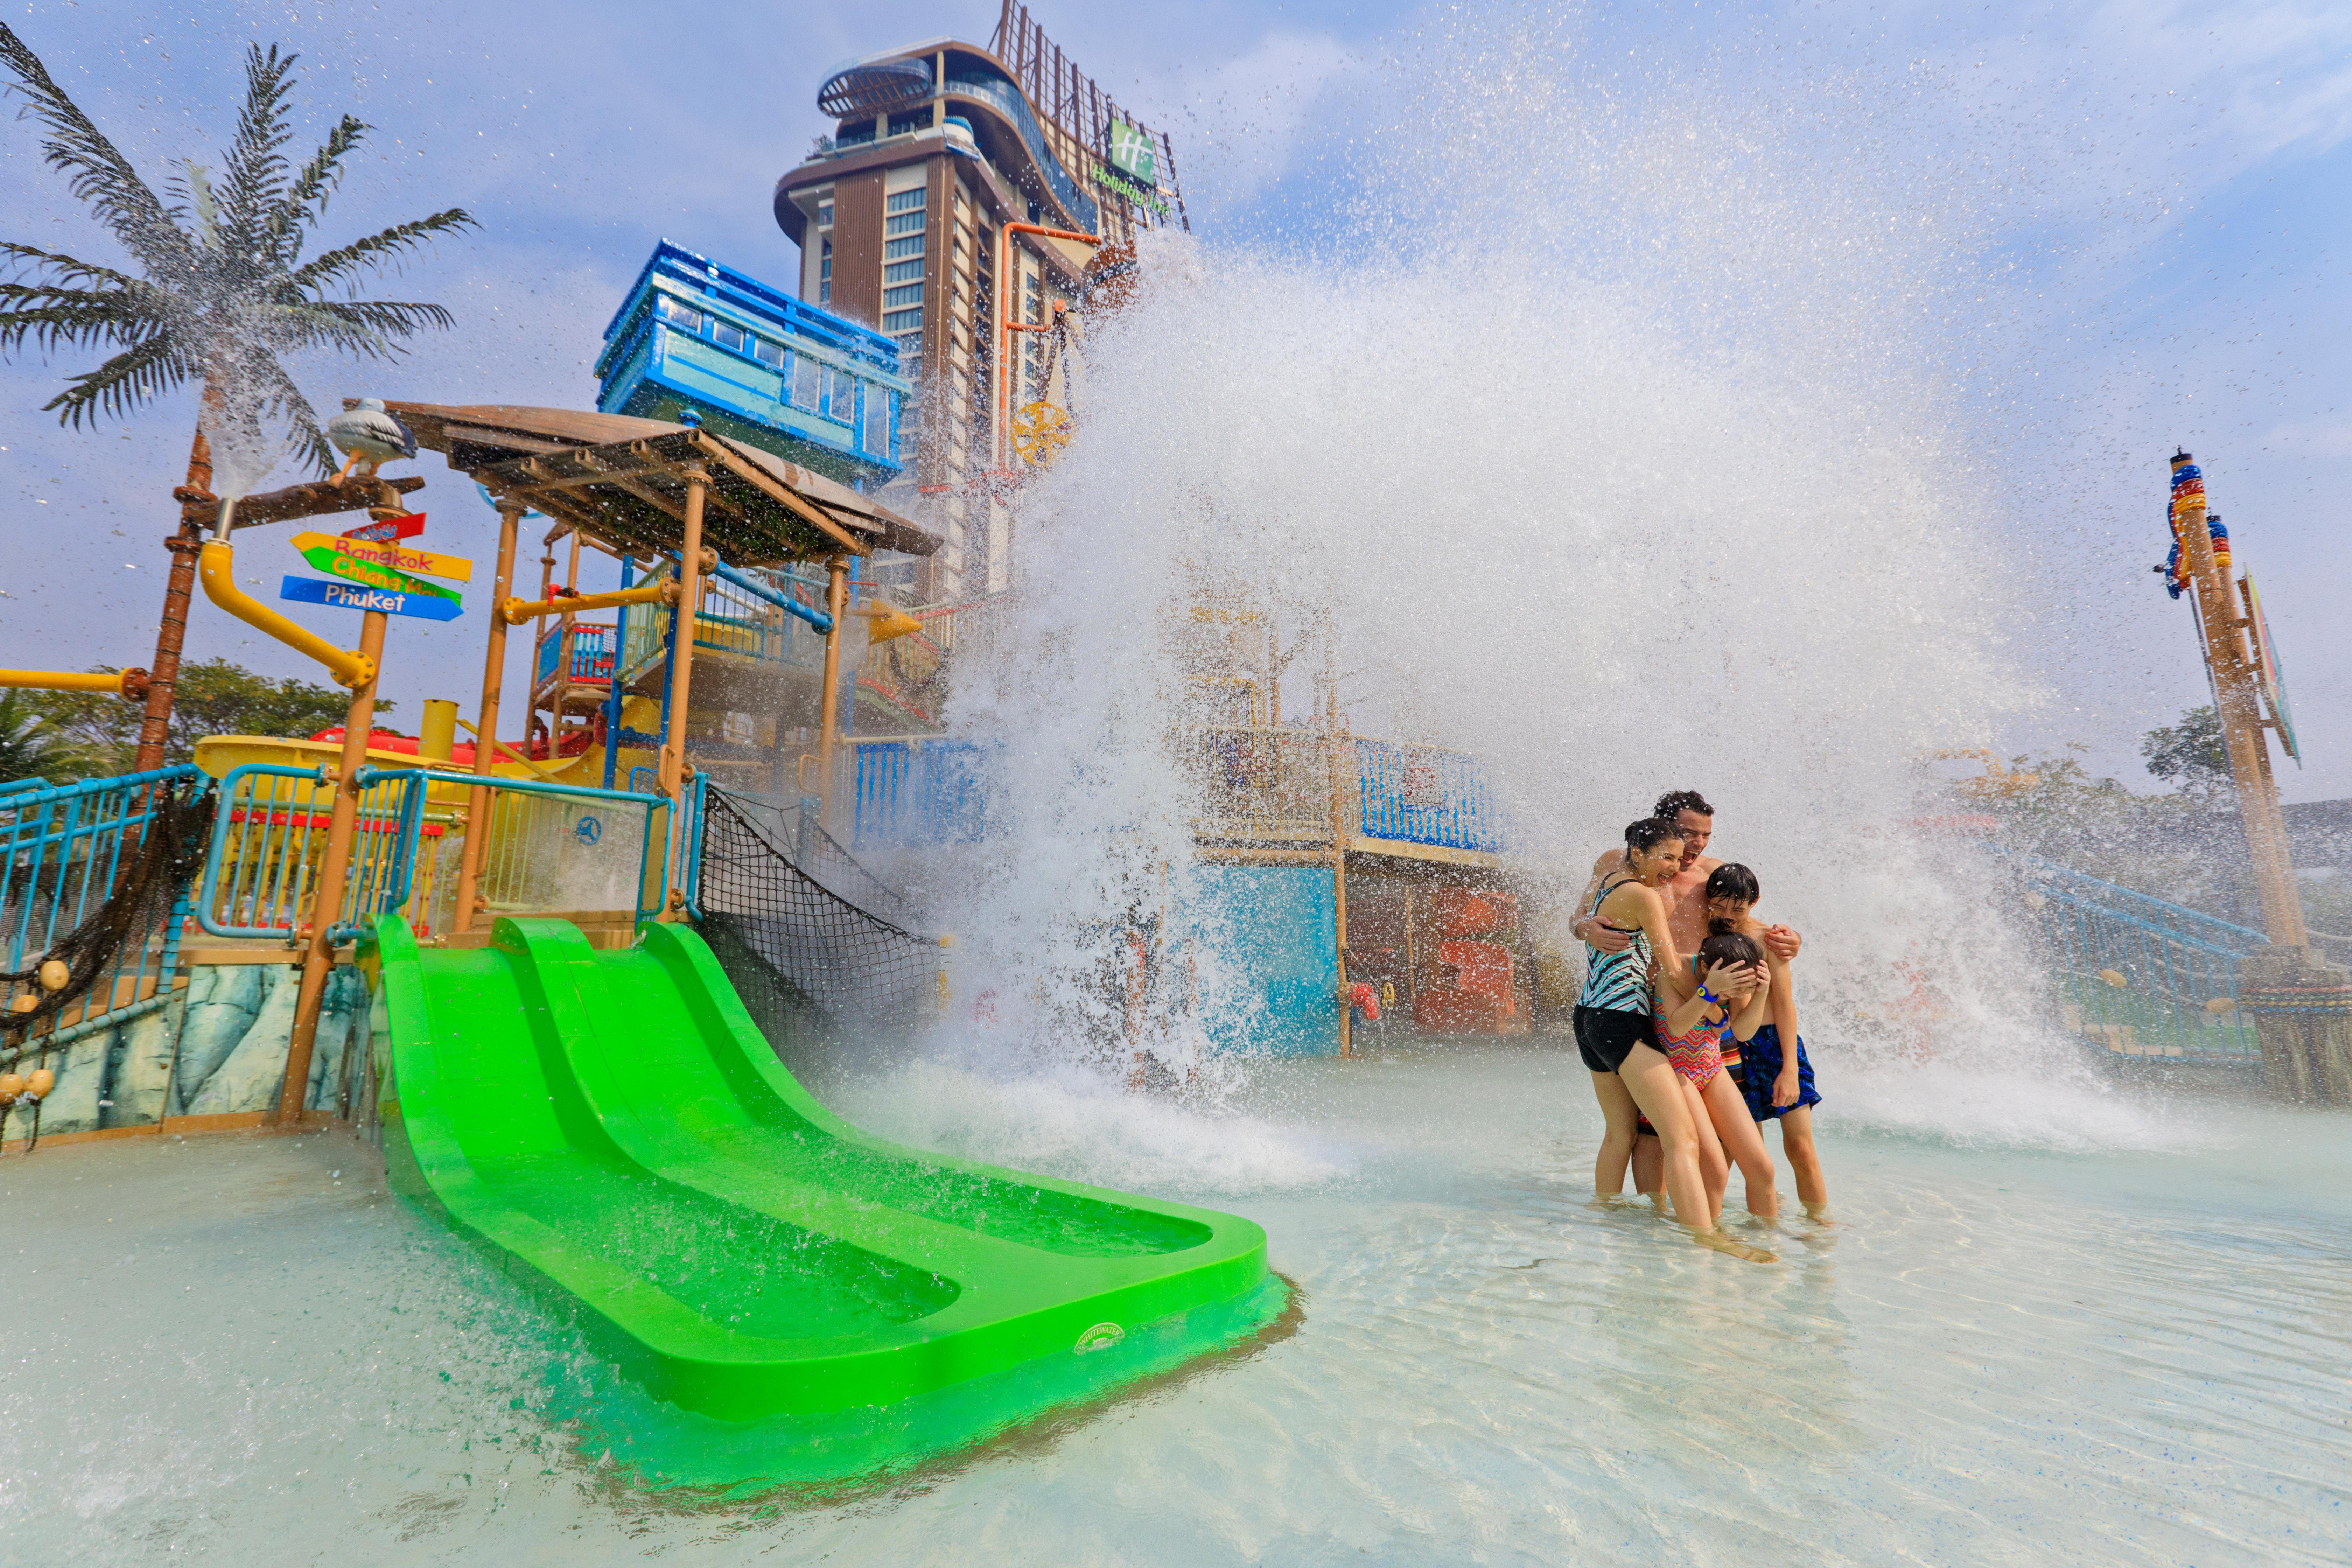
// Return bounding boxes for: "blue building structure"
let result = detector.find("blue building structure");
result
[595,241,910,487]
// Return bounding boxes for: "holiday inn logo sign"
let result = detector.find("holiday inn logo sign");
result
[1098,121,1168,217]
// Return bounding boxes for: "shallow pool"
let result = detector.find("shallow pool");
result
[6,1042,2346,1564]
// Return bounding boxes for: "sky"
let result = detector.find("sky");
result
[0,0,2346,798]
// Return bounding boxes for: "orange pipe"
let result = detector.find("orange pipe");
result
[997,222,1098,470]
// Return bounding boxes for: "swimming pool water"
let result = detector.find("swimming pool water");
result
[5,1042,2345,1564]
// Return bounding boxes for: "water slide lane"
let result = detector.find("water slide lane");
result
[369,915,1269,1422]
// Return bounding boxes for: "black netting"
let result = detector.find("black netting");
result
[695,785,939,1044]
[3,776,213,1060]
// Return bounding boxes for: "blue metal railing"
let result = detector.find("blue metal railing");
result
[2020,857,2265,1061]
[195,764,430,942]
[533,623,617,688]
[1355,739,1506,853]
[854,738,988,850]
[355,768,677,925]
[2,765,203,1049]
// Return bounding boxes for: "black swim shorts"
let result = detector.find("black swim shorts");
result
[1574,1005,1653,1073]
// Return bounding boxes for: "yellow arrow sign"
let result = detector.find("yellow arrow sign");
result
[288,530,473,583]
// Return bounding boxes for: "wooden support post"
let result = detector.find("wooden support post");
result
[1327,631,1352,1058]
[660,470,709,910]
[815,552,851,828]
[552,528,581,749]
[2174,455,2306,947]
[453,499,524,935]
[277,606,388,1124]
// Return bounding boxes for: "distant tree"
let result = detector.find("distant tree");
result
[22,657,390,777]
[0,27,473,771]
[0,690,65,784]
[2141,706,2231,797]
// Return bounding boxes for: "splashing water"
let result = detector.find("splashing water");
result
[909,6,2179,1162]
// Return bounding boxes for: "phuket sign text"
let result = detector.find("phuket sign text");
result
[279,575,463,622]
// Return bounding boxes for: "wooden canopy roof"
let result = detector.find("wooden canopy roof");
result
[368,401,938,566]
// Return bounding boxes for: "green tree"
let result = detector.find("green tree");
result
[22,658,392,777]
[2141,706,2231,796]
[0,690,65,784]
[0,28,472,770]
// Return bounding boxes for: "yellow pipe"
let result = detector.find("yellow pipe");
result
[0,668,142,698]
[198,541,375,689]
[500,580,675,626]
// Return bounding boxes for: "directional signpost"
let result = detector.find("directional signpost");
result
[279,512,472,624]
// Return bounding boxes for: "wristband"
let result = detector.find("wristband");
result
[1699,988,1723,1009]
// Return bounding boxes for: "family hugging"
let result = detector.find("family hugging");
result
[1569,790,1827,1260]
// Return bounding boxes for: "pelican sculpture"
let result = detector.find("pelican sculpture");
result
[325,398,419,479]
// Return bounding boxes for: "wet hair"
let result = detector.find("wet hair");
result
[1654,789,1715,822]
[1624,816,1685,855]
[1698,928,1764,974]
[1704,862,1760,910]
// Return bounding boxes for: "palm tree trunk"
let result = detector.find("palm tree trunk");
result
[132,420,212,772]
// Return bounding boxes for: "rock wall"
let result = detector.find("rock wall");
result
[23,963,374,1140]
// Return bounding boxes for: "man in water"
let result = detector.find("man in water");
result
[1568,789,1801,1197]
[1570,789,1801,964]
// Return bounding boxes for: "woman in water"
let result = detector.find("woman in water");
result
[1653,925,1779,1224]
[1575,817,1764,1250]
[1705,863,1827,1215]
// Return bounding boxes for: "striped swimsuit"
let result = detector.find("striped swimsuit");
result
[1577,877,1652,1014]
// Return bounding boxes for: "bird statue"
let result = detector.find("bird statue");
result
[325,398,419,479]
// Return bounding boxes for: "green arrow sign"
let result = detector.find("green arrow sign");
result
[300,544,460,601]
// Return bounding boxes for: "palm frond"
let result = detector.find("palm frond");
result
[42,331,195,427]
[0,285,171,357]
[243,350,335,477]
[0,239,136,292]
[275,295,454,345]
[218,44,299,259]
[172,160,223,253]
[287,208,477,294]
[258,298,394,360]
[269,114,366,269]
[0,23,190,276]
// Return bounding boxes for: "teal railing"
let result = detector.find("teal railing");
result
[2022,858,2265,1062]
[2,766,205,1053]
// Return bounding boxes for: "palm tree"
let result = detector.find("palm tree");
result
[0,29,475,770]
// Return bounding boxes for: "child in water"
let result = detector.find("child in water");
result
[1652,926,1780,1224]
[1704,863,1828,1214]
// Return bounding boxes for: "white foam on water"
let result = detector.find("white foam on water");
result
[830,1056,1353,1198]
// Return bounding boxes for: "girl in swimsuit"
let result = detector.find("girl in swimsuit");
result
[1707,864,1828,1214]
[1655,926,1779,1224]
[1577,818,1768,1254]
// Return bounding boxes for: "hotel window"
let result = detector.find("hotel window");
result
[884,235,924,261]
[883,307,924,335]
[884,258,925,284]
[791,356,821,412]
[816,200,833,228]
[863,387,893,457]
[820,365,854,425]
[819,240,832,306]
[883,282,925,309]
[711,319,746,353]
[752,336,784,369]
[887,106,932,137]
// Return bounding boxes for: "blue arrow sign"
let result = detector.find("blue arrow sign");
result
[279,575,464,622]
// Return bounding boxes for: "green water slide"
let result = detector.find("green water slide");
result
[368,915,1270,1424]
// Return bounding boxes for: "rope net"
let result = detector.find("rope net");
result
[4,777,212,1060]
[695,785,938,1043]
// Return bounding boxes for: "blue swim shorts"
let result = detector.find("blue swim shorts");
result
[1737,1024,1821,1122]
